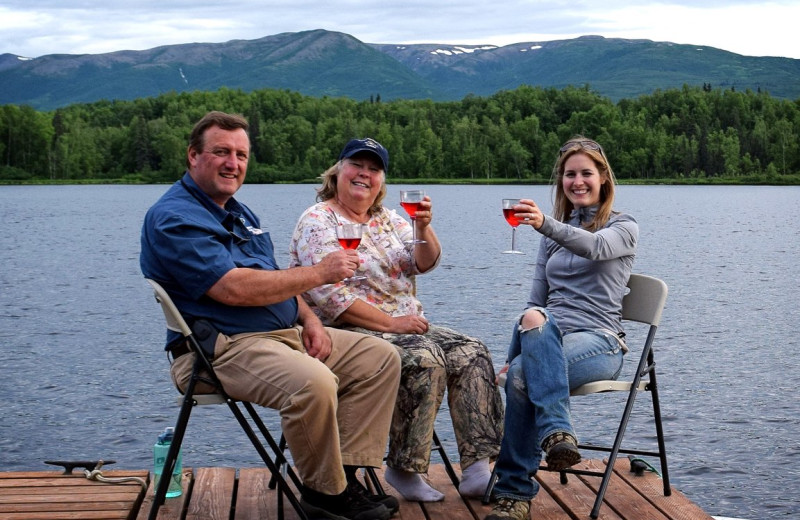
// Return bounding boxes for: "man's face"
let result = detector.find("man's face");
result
[187,126,250,207]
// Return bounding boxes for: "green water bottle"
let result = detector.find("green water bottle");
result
[153,427,182,497]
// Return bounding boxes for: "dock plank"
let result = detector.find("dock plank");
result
[421,464,472,520]
[234,467,285,520]
[575,459,670,520]
[186,467,235,520]
[537,462,625,520]
[1,462,715,520]
[611,459,714,520]
[134,468,192,520]
[0,469,148,520]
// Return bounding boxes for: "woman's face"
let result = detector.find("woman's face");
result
[336,152,385,207]
[561,152,606,208]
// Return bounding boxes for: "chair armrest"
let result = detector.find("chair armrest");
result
[571,380,647,395]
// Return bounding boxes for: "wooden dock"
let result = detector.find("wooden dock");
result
[0,459,713,520]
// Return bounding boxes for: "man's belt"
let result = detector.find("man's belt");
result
[169,340,191,359]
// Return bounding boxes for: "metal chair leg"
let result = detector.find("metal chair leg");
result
[228,401,308,520]
[482,467,497,504]
[432,430,460,488]
[364,467,386,495]
[148,364,200,520]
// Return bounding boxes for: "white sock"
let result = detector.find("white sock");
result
[385,467,445,502]
[458,458,491,497]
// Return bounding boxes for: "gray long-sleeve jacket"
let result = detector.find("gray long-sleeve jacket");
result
[527,205,639,337]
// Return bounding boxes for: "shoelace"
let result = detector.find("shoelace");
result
[495,498,517,513]
[343,484,382,511]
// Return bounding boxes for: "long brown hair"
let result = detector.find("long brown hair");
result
[551,136,617,232]
[316,161,387,216]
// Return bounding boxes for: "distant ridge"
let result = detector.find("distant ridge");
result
[1,29,798,110]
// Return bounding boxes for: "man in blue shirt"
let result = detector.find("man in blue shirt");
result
[141,111,400,520]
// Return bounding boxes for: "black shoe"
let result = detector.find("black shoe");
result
[347,479,400,516]
[300,484,391,520]
[542,432,581,471]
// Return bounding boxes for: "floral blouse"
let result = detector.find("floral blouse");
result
[289,201,439,325]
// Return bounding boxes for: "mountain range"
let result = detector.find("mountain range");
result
[2,29,799,111]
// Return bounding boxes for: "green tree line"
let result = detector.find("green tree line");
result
[1,84,799,184]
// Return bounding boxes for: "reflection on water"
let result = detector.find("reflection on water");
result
[1,184,798,519]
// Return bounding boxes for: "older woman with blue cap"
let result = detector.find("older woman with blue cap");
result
[289,138,504,502]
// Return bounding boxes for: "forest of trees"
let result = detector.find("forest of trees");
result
[1,83,799,184]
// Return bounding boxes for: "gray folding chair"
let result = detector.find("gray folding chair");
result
[484,273,670,519]
[145,278,308,520]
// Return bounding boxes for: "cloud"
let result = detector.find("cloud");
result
[591,2,799,58]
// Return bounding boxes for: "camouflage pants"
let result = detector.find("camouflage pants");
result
[346,324,504,473]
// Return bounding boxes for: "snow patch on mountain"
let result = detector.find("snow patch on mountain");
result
[429,45,498,56]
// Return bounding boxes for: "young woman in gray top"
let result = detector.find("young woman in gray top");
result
[486,137,639,520]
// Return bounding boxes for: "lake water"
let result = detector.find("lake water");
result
[1,183,798,519]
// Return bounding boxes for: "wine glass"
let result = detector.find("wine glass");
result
[502,198,525,254]
[336,223,367,281]
[399,190,427,246]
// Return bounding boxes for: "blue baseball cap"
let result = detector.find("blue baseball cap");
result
[338,138,389,173]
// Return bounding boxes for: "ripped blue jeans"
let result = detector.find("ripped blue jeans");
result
[492,308,624,501]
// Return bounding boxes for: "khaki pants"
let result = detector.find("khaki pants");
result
[170,326,400,494]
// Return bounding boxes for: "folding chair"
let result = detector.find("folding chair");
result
[484,273,670,519]
[145,279,309,520]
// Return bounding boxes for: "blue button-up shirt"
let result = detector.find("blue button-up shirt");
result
[140,173,298,348]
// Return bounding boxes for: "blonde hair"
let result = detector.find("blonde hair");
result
[551,136,617,232]
[316,161,387,215]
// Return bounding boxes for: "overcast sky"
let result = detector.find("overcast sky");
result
[2,1,798,60]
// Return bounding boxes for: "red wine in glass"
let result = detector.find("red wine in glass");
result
[399,190,427,245]
[502,198,525,254]
[400,201,422,219]
[503,208,521,227]
[336,223,367,281]
[338,237,362,250]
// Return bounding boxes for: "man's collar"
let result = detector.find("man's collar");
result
[180,172,243,216]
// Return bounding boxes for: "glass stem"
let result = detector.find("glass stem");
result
[511,227,517,251]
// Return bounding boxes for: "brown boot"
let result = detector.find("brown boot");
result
[542,432,581,471]
[485,497,531,520]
